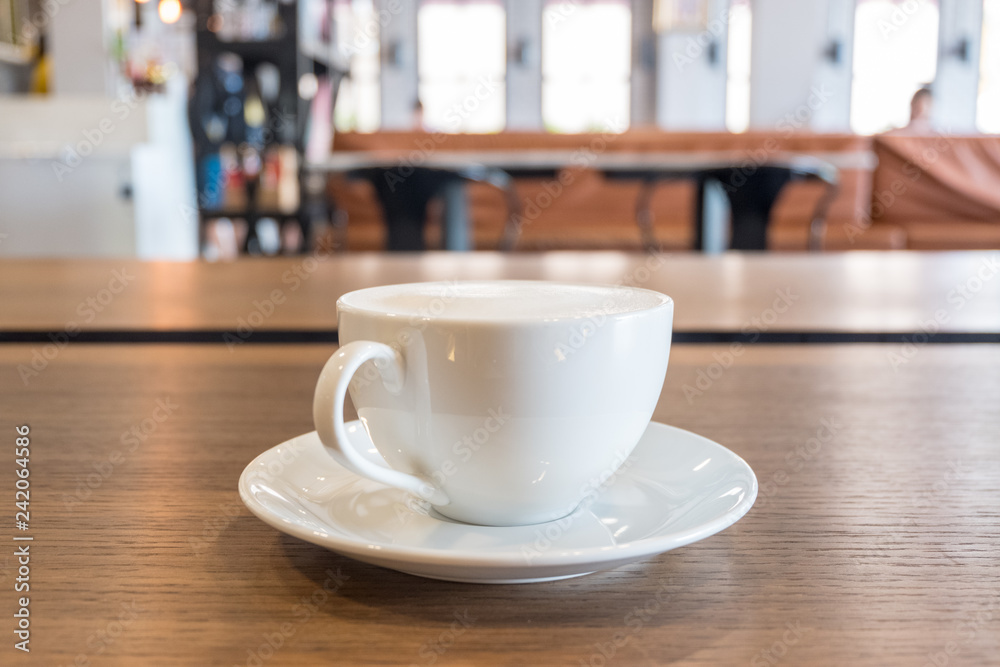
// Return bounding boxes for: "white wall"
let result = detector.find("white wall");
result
[631,0,656,127]
[935,0,983,132]
[655,0,729,130]
[132,74,199,260]
[749,0,853,132]
[811,0,855,131]
[0,86,198,259]
[379,0,419,130]
[49,0,113,95]
[506,0,543,130]
[0,97,143,256]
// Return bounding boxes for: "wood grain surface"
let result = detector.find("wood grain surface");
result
[2,251,999,334]
[1,343,997,665]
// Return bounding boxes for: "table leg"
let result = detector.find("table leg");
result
[701,178,730,254]
[442,179,470,251]
[634,179,661,252]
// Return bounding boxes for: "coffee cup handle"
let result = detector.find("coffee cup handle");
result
[313,341,449,506]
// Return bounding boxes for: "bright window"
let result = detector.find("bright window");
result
[333,0,381,133]
[542,0,631,133]
[417,0,506,133]
[850,0,940,134]
[726,0,751,133]
[978,0,1000,133]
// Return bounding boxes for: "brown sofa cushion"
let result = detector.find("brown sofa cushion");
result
[770,220,907,251]
[871,135,1000,249]
[898,220,1000,250]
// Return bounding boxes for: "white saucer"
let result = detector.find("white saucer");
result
[238,421,757,584]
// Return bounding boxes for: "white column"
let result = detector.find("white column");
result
[631,0,657,128]
[935,0,983,132]
[655,0,729,130]
[506,0,543,130]
[812,0,855,131]
[49,0,113,95]
[379,0,419,130]
[748,0,853,131]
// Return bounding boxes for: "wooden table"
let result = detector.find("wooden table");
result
[309,152,849,252]
[307,149,873,173]
[2,341,998,665]
[2,251,999,339]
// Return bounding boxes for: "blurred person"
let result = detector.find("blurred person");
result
[888,86,934,134]
[412,99,426,130]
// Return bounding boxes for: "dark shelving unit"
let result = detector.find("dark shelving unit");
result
[191,0,312,255]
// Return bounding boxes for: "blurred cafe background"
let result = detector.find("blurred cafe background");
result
[1,0,998,259]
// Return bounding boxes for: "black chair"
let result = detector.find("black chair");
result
[631,157,840,252]
[345,165,521,251]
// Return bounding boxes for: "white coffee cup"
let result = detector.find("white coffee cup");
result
[313,280,672,526]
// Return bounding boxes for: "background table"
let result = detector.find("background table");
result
[309,151,851,251]
[308,149,872,173]
[2,251,999,340]
[2,342,998,666]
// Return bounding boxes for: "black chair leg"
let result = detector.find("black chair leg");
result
[724,168,793,251]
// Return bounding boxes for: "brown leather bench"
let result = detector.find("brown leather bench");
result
[868,134,1000,250]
